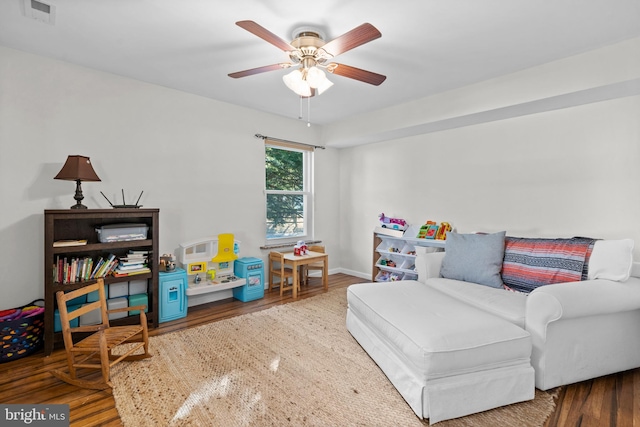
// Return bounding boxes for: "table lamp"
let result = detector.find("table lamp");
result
[54,155,101,209]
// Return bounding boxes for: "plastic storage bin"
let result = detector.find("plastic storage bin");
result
[128,293,148,316]
[107,297,128,320]
[96,223,148,243]
[87,283,108,302]
[54,304,82,332]
[129,279,147,295]
[80,303,102,326]
[67,293,87,306]
[109,282,129,299]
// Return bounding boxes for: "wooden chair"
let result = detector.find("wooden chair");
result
[268,251,297,296]
[50,278,151,390]
[303,245,326,286]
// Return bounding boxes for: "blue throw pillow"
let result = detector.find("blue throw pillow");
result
[440,231,506,288]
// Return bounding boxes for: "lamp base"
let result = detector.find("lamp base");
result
[71,179,88,209]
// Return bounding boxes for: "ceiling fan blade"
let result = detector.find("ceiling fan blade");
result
[236,20,295,52]
[328,63,386,86]
[228,63,290,78]
[320,23,381,57]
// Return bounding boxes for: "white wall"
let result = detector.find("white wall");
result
[0,46,341,308]
[333,38,640,278]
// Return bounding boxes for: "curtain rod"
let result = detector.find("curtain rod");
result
[255,134,325,150]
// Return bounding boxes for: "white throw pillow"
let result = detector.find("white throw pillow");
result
[588,239,634,281]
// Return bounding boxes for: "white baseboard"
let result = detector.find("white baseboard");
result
[301,268,369,280]
[265,268,371,289]
[333,268,371,281]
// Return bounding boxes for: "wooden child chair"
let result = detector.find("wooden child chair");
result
[50,278,151,390]
[268,251,296,296]
[303,244,326,286]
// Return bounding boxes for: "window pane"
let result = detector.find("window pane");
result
[265,147,303,191]
[266,193,305,239]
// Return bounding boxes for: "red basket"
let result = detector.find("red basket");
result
[0,300,45,363]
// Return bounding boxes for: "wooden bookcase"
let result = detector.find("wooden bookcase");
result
[43,208,159,356]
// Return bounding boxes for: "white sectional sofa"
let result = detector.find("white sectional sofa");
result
[347,232,640,423]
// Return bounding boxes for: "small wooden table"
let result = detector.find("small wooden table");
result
[282,251,329,298]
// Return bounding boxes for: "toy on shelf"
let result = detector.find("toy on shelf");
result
[417,221,437,239]
[159,253,176,272]
[435,222,452,240]
[375,270,402,282]
[417,221,452,240]
[378,213,408,232]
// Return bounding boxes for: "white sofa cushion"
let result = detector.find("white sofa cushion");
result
[587,239,634,281]
[346,281,532,381]
[426,277,528,328]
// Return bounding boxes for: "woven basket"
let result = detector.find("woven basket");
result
[0,299,45,363]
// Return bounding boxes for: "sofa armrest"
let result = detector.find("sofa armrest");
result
[415,249,446,284]
[526,277,640,331]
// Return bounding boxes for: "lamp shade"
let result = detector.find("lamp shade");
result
[54,155,101,182]
[282,69,312,97]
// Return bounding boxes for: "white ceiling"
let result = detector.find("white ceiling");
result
[1,0,639,125]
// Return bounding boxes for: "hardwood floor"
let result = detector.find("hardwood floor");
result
[0,273,637,426]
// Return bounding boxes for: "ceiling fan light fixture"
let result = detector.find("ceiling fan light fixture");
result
[283,69,311,97]
[283,66,332,96]
[316,76,334,95]
[306,66,326,88]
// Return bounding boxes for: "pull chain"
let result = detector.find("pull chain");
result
[307,96,311,127]
[298,96,303,120]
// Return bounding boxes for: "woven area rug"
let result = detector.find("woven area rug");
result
[111,288,558,426]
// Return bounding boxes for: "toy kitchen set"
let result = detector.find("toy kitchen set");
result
[176,234,264,306]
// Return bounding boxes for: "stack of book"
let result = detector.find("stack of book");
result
[113,250,151,277]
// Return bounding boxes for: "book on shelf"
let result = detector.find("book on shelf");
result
[53,251,152,283]
[127,250,149,256]
[116,262,147,271]
[53,239,88,247]
[89,257,105,279]
[54,255,95,284]
[113,266,151,277]
[95,254,118,278]
[118,259,146,266]
[121,250,148,260]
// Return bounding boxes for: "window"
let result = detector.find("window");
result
[265,143,313,241]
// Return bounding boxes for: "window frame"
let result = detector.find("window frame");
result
[264,142,314,243]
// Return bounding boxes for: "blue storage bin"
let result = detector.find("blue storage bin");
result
[128,293,148,316]
[86,283,108,302]
[54,304,82,332]
[67,293,87,306]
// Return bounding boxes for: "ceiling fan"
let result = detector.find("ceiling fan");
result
[228,20,386,97]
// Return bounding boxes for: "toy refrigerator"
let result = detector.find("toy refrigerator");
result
[159,268,188,322]
[233,257,264,302]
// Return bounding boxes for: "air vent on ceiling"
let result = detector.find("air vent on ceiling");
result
[22,0,56,25]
